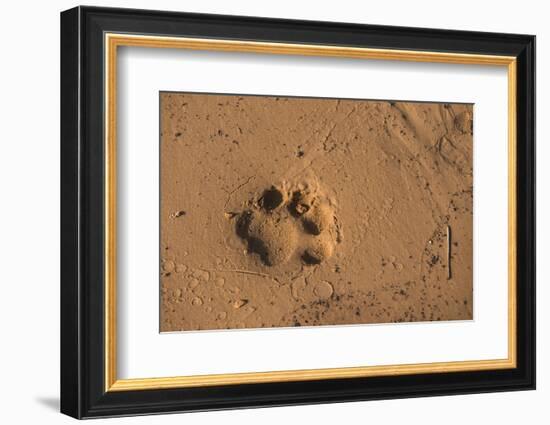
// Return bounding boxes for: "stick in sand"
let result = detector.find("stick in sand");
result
[446,225,452,280]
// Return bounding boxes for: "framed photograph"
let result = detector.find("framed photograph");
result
[60,6,535,419]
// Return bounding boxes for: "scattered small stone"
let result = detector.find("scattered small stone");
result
[161,260,175,273]
[193,270,210,281]
[233,299,248,309]
[224,212,239,219]
[175,264,187,273]
[313,281,334,299]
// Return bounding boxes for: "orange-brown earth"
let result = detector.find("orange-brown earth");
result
[160,92,473,332]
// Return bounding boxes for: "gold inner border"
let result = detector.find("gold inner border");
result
[104,33,518,392]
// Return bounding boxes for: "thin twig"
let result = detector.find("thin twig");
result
[446,225,452,280]
[210,268,283,285]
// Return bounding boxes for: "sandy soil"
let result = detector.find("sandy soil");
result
[159,92,473,332]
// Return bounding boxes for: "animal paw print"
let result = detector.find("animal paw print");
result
[236,185,339,267]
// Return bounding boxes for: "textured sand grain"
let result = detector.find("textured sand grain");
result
[160,93,473,332]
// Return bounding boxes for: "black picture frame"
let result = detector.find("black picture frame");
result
[61,5,535,419]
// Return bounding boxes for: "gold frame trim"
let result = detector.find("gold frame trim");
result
[104,33,518,392]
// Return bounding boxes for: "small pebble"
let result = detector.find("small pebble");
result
[175,264,187,273]
[313,281,334,299]
[233,299,248,309]
[161,260,175,273]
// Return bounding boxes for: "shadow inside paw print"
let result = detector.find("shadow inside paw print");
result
[236,185,338,267]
